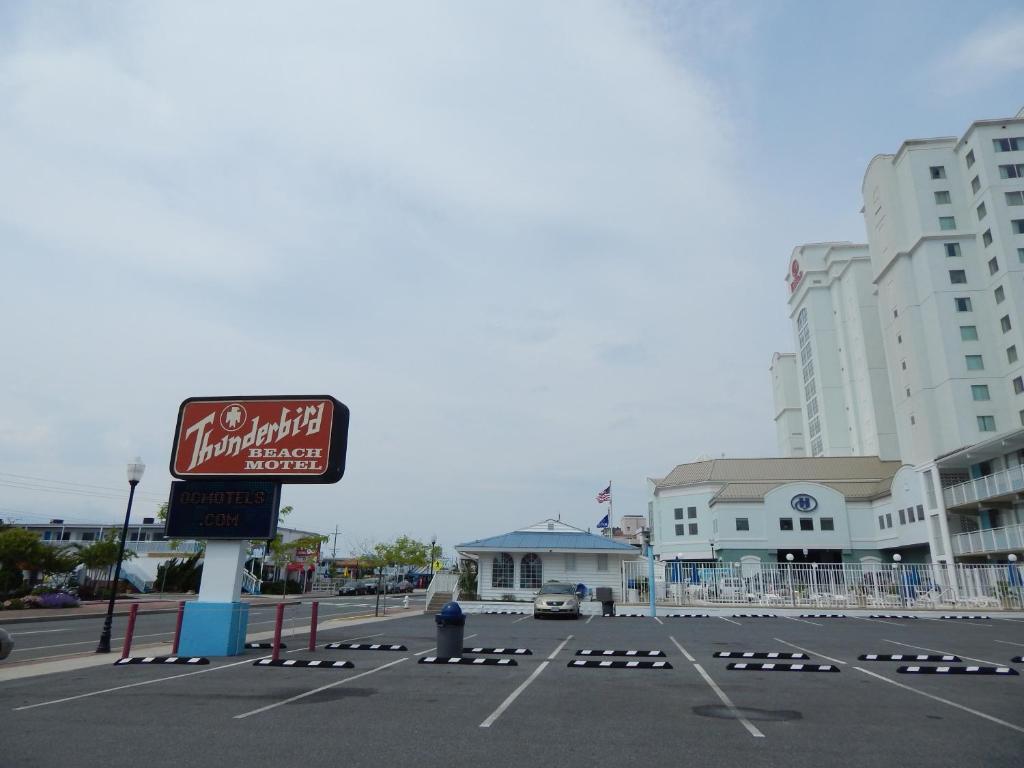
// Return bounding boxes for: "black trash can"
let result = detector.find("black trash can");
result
[435,601,466,658]
[595,587,615,617]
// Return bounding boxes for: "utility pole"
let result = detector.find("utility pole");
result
[331,526,340,578]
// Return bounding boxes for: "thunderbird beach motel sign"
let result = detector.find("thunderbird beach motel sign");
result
[169,395,350,484]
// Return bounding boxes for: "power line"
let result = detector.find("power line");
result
[0,471,167,498]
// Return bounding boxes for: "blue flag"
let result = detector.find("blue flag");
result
[597,513,609,529]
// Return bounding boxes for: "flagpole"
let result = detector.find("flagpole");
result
[607,480,613,537]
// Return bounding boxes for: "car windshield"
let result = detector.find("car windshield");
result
[538,584,576,595]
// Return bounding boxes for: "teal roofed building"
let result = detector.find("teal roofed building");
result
[455,519,640,602]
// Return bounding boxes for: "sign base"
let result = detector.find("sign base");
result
[178,602,249,656]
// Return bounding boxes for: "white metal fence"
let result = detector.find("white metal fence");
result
[622,560,1024,610]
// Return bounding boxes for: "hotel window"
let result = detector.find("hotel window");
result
[597,554,608,571]
[898,334,902,344]
[1021,410,1024,427]
[930,166,946,179]
[977,202,987,220]
[1013,219,1024,234]
[820,518,834,531]
[799,518,814,531]
[779,518,794,531]
[978,415,996,432]
[955,297,972,312]
[1009,345,1019,364]
[971,176,981,194]
[1015,376,1024,394]
[945,242,961,257]
[1002,315,1013,333]
[1007,191,1024,206]
[688,523,698,535]
[81,531,95,541]
[1019,248,1024,263]
[961,325,978,341]
[989,257,1000,275]
[995,137,1023,152]
[971,384,990,401]
[899,508,906,525]
[901,360,907,370]
[885,513,892,528]
[675,524,686,536]
[916,505,924,521]
[983,229,993,247]
[996,286,1005,303]
[905,387,911,397]
[688,507,697,519]
[939,216,956,230]
[935,190,951,204]
[878,515,885,530]
[910,414,916,425]
[674,507,684,520]
[999,164,1024,179]
[564,553,576,571]
[949,269,966,284]
[735,518,749,531]
[966,149,976,167]
[966,354,984,370]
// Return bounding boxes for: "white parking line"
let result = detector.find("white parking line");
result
[718,616,742,626]
[234,658,409,719]
[479,635,572,728]
[782,616,823,627]
[854,666,1024,735]
[585,615,595,624]
[883,639,1003,666]
[14,656,263,711]
[772,638,847,665]
[513,615,530,624]
[995,639,1024,648]
[670,637,763,738]
[654,617,664,625]
[668,636,695,662]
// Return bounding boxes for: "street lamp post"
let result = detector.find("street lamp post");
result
[96,458,145,653]
[785,553,795,607]
[892,553,903,607]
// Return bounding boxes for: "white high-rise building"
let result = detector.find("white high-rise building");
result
[772,242,900,460]
[863,109,1024,465]
[771,108,1024,565]
[769,352,805,457]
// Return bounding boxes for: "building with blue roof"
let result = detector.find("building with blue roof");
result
[455,519,640,602]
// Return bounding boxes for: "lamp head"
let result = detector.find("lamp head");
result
[126,457,146,485]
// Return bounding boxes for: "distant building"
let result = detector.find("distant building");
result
[456,519,640,601]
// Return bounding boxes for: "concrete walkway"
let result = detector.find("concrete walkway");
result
[0,593,309,624]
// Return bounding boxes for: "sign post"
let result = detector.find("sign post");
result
[169,396,349,657]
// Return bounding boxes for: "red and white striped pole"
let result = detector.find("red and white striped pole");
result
[120,604,139,660]
[171,601,185,655]
[308,601,319,652]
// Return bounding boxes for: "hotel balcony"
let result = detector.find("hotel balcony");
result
[951,522,1024,557]
[942,464,1024,510]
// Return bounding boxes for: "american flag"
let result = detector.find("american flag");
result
[596,484,611,503]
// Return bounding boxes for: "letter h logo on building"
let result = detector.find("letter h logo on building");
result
[791,494,817,512]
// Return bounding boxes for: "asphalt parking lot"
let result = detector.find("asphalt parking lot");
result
[2,609,1023,768]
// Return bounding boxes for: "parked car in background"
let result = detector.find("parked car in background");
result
[533,582,580,619]
[337,579,369,596]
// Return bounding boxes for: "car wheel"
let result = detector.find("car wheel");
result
[572,611,580,620]
[533,610,540,619]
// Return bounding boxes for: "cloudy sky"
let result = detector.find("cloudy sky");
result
[1,1,1022,556]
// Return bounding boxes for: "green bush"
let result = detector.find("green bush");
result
[263,580,303,595]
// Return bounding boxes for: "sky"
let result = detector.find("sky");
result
[1,0,1022,558]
